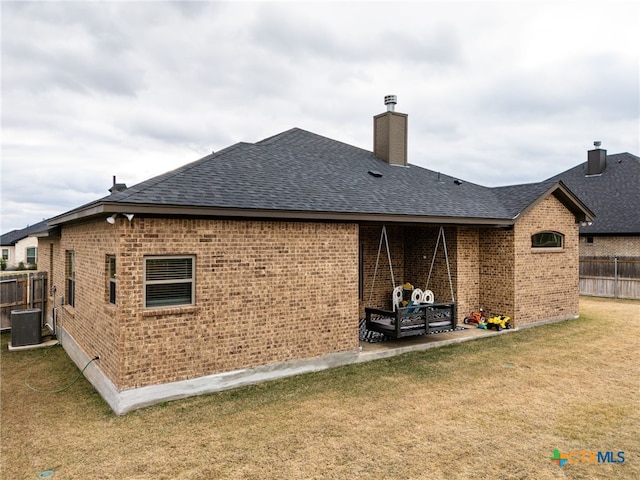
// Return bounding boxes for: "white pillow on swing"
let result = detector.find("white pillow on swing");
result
[411,288,423,303]
[392,286,403,311]
[421,289,434,304]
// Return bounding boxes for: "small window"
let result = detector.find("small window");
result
[108,255,116,304]
[1,249,8,260]
[49,244,54,281]
[26,247,37,265]
[358,244,364,300]
[586,236,594,244]
[65,250,75,307]
[531,231,564,249]
[144,256,194,308]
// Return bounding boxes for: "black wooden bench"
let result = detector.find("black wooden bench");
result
[365,302,457,340]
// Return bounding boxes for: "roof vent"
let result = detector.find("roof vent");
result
[384,95,397,112]
[109,175,127,193]
[368,170,383,178]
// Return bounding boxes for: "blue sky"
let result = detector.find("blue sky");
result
[2,0,638,233]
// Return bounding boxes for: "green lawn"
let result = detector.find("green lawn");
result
[1,297,639,479]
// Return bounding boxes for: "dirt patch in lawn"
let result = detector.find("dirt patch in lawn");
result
[1,297,638,479]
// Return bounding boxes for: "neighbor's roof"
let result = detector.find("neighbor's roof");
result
[0,219,50,246]
[546,152,640,235]
[49,128,593,227]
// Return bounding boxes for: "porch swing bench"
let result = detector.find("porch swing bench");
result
[364,225,457,340]
[365,302,457,339]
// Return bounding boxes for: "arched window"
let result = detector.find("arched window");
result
[531,231,564,249]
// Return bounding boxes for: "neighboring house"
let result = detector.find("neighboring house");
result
[39,98,594,414]
[0,220,49,270]
[546,145,640,257]
[546,146,640,298]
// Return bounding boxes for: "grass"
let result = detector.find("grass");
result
[1,297,639,479]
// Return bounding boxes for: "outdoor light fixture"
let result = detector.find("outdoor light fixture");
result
[107,213,135,224]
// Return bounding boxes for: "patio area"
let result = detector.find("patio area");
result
[357,322,507,363]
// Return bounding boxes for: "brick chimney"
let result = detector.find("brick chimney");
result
[373,95,408,166]
[586,141,607,176]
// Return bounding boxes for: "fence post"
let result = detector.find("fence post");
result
[29,273,33,308]
[614,257,618,299]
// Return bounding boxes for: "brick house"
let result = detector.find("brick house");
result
[39,99,594,414]
[546,145,639,298]
[546,145,640,258]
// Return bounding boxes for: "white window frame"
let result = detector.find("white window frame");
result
[144,255,195,308]
[26,247,37,265]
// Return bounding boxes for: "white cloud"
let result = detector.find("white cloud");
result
[1,0,638,232]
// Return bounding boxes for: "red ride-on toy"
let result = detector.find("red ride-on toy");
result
[463,309,486,325]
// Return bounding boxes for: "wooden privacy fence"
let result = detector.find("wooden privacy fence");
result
[579,257,640,299]
[0,272,48,330]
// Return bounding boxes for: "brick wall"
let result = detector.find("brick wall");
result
[39,221,121,383]
[513,194,580,325]
[479,228,515,321]
[455,227,480,322]
[580,235,640,257]
[360,208,579,328]
[46,217,359,390]
[41,203,580,392]
[358,225,459,316]
[404,226,458,304]
[358,225,405,315]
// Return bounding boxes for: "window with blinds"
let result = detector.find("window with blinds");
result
[66,250,75,307]
[108,255,116,304]
[144,256,195,308]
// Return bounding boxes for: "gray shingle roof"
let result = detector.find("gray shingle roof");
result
[0,219,50,246]
[51,128,592,226]
[492,181,561,218]
[546,153,640,234]
[101,128,514,219]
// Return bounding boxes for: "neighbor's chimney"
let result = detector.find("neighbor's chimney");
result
[586,141,607,176]
[374,95,408,166]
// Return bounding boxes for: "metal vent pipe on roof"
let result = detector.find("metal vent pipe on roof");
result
[384,95,397,111]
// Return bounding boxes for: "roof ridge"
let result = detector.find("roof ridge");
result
[491,178,556,190]
[254,128,302,145]
[107,142,247,201]
[255,127,374,156]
